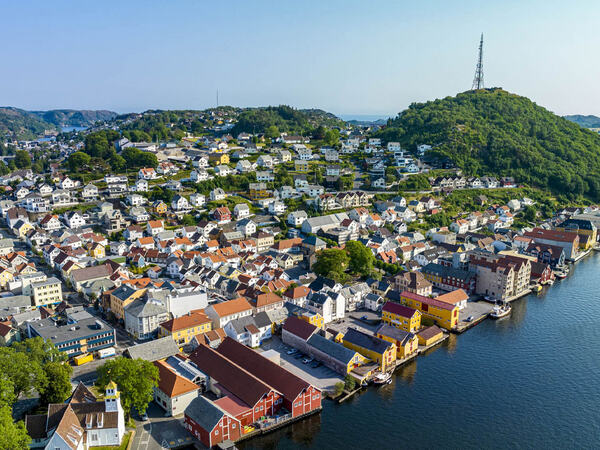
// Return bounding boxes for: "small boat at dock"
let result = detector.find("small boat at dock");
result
[490,302,511,319]
[372,372,392,385]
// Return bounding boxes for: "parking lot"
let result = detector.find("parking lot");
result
[260,336,343,392]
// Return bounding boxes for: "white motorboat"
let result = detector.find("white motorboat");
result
[490,302,511,319]
[373,372,392,385]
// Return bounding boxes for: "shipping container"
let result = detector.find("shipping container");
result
[97,347,116,359]
[74,353,93,366]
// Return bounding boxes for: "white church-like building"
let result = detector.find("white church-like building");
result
[25,381,126,449]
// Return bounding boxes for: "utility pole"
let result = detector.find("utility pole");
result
[471,33,484,90]
[216,89,219,108]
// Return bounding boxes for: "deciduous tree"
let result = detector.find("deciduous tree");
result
[96,357,159,417]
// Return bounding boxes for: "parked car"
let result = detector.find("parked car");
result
[294,352,305,360]
[286,349,296,355]
[361,315,368,320]
[140,412,149,422]
[465,315,474,322]
[310,360,322,369]
[302,357,313,364]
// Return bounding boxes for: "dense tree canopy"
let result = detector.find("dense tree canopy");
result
[14,150,31,169]
[313,248,350,282]
[96,357,159,417]
[345,241,375,277]
[376,88,600,201]
[232,106,343,135]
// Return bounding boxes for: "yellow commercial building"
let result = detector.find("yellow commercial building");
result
[109,284,146,320]
[400,291,458,331]
[375,323,419,359]
[381,301,421,333]
[159,310,212,345]
[342,328,396,372]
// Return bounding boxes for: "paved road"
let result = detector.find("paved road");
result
[129,403,196,450]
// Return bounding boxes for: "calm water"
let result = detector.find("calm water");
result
[241,253,600,449]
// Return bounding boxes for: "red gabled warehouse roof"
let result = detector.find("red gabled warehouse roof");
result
[217,337,318,402]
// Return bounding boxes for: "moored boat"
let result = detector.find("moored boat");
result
[490,302,511,319]
[372,372,392,385]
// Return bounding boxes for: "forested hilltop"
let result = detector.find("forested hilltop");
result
[0,107,56,139]
[564,114,600,129]
[232,105,344,135]
[375,88,600,200]
[31,109,117,127]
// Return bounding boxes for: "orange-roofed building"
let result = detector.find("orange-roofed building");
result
[159,310,212,345]
[205,297,253,328]
[436,289,469,310]
[250,292,285,313]
[153,358,200,416]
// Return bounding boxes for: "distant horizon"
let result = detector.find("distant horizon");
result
[2,1,600,117]
[3,100,595,121]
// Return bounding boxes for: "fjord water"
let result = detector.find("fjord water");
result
[242,253,600,449]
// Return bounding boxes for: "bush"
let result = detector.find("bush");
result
[334,382,344,396]
[344,374,356,391]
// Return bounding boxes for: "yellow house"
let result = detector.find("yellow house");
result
[375,323,419,359]
[417,325,444,346]
[109,284,146,320]
[295,310,324,329]
[88,242,105,259]
[555,219,597,250]
[0,268,14,288]
[342,328,396,372]
[159,310,212,345]
[400,291,458,331]
[209,153,229,165]
[152,200,167,215]
[381,301,421,332]
[14,221,34,238]
[295,160,309,172]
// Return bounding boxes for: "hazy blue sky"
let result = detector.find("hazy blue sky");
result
[1,0,599,117]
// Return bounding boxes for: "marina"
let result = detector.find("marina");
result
[240,252,600,450]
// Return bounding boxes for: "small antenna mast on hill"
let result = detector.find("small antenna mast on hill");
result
[216,89,219,108]
[471,33,484,90]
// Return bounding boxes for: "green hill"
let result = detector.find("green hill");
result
[232,105,343,135]
[0,107,56,139]
[563,114,600,129]
[31,109,117,127]
[375,88,600,200]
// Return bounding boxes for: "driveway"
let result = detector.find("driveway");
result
[260,337,343,392]
[129,403,197,450]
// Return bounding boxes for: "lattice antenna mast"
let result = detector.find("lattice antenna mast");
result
[471,33,484,90]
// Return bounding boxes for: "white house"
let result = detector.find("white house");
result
[234,203,250,219]
[65,211,86,229]
[127,194,146,207]
[190,170,209,182]
[256,171,275,182]
[210,188,227,201]
[171,195,190,211]
[189,193,206,208]
[138,167,158,180]
[132,179,149,192]
[257,155,274,168]
[287,210,308,227]
[214,165,232,177]
[268,200,286,215]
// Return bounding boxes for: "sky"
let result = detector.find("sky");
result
[1,0,599,118]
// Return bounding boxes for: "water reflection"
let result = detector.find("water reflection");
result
[394,359,417,385]
[445,333,458,354]
[239,411,322,449]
